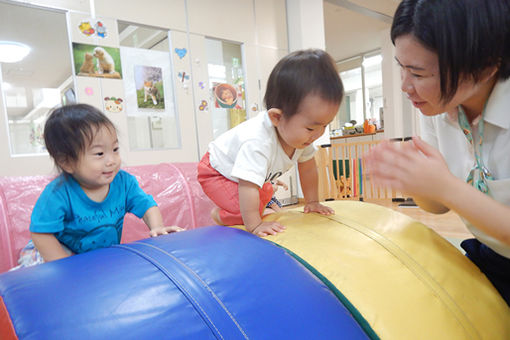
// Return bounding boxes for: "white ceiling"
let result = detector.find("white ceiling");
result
[0,2,71,119]
[323,0,399,62]
[331,0,399,17]
[0,3,70,89]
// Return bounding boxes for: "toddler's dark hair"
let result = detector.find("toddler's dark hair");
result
[264,49,344,118]
[44,103,116,172]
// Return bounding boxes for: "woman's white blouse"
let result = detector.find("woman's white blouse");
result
[420,78,510,258]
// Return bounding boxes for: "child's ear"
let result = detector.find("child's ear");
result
[59,158,75,174]
[268,108,283,127]
[481,65,499,83]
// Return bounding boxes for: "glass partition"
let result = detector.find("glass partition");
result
[205,38,246,139]
[339,67,363,125]
[0,2,73,155]
[118,22,180,150]
[331,52,383,135]
[363,54,383,122]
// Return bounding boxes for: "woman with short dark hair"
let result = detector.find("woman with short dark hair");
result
[366,0,510,306]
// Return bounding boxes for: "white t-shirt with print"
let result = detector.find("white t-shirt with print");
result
[420,78,510,258]
[208,111,316,188]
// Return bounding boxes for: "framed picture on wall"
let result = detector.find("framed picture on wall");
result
[120,45,180,150]
[72,42,123,79]
[213,83,237,109]
[134,65,165,109]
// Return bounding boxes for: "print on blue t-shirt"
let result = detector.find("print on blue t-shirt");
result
[58,210,125,253]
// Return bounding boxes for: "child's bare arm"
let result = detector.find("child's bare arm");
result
[31,232,72,262]
[143,206,184,237]
[238,179,285,236]
[298,158,334,215]
[274,179,289,191]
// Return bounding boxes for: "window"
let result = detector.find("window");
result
[118,22,180,150]
[331,52,383,135]
[0,2,73,155]
[205,38,246,139]
[363,54,383,123]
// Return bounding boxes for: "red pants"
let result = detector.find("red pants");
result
[197,152,273,225]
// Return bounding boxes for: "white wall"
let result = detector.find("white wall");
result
[96,0,187,31]
[324,1,390,62]
[286,0,332,146]
[380,28,419,139]
[0,0,288,176]
[287,0,325,51]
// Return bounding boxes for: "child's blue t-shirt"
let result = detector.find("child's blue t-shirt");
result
[30,170,157,254]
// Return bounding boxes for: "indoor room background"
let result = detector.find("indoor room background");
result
[0,0,414,191]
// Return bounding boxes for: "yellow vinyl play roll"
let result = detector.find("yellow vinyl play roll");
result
[255,201,510,340]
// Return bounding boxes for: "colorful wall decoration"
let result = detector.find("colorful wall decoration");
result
[134,65,165,109]
[72,42,122,79]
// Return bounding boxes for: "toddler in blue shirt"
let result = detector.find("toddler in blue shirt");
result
[15,104,182,268]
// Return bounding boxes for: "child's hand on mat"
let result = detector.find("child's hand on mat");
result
[304,201,334,215]
[149,225,185,237]
[252,221,286,237]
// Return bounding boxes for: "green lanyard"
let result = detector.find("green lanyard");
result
[457,106,494,194]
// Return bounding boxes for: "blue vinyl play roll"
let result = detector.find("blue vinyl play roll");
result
[0,226,369,339]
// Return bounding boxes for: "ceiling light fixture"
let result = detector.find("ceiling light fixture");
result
[0,41,31,63]
[2,82,12,90]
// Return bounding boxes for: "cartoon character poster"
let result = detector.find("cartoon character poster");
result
[104,97,124,113]
[78,20,107,38]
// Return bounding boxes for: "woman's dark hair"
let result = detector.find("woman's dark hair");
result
[391,0,510,103]
[44,103,116,173]
[264,49,344,117]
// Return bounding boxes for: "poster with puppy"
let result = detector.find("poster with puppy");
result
[134,65,165,109]
[72,43,122,79]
